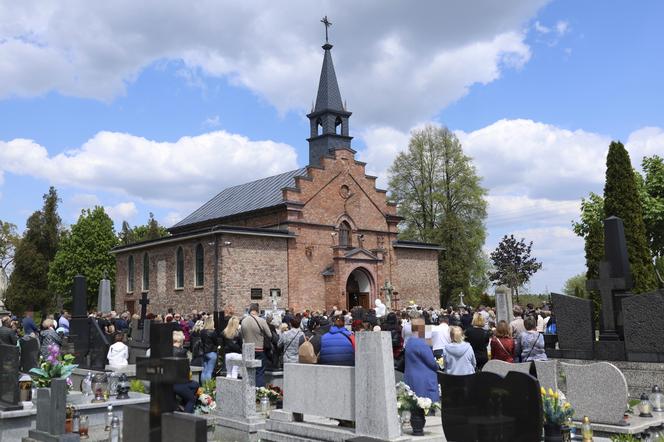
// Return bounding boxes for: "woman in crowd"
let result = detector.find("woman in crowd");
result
[278,317,304,364]
[381,312,403,359]
[403,318,439,404]
[465,312,491,370]
[516,316,547,362]
[490,320,515,363]
[189,318,205,367]
[172,331,199,413]
[200,316,219,382]
[442,326,476,375]
[39,319,62,359]
[222,316,243,379]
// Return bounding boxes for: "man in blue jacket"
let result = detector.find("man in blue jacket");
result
[319,314,355,366]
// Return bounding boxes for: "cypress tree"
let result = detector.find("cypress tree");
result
[603,141,657,293]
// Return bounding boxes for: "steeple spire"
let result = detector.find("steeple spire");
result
[307,17,353,167]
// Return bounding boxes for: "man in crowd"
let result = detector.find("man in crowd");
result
[0,315,17,346]
[319,313,355,366]
[511,305,526,338]
[240,303,272,387]
[22,310,39,336]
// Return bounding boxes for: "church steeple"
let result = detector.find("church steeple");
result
[307,16,353,167]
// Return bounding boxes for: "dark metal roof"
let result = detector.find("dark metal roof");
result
[314,44,344,113]
[172,168,308,229]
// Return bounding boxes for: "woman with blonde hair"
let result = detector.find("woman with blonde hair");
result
[442,326,476,375]
[200,316,219,382]
[464,312,491,370]
[222,316,243,379]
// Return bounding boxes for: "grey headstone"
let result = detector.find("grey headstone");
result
[162,412,207,442]
[29,379,79,441]
[562,361,628,425]
[534,360,558,392]
[0,344,21,410]
[551,293,595,358]
[122,404,150,442]
[482,359,533,378]
[495,285,513,325]
[354,332,401,440]
[216,343,261,420]
[622,291,664,362]
[97,278,112,313]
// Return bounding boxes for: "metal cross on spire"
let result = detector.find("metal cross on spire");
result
[321,15,332,43]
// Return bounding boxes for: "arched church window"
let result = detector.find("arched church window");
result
[176,247,184,289]
[339,222,351,248]
[127,255,135,293]
[195,244,204,287]
[142,252,149,291]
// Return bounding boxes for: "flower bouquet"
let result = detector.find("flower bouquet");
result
[541,387,574,425]
[29,344,78,388]
[396,381,440,416]
[195,393,217,414]
[256,385,283,404]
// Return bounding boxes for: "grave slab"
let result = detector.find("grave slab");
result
[482,360,533,378]
[494,286,513,325]
[622,291,664,362]
[0,344,22,411]
[551,293,595,359]
[534,360,558,391]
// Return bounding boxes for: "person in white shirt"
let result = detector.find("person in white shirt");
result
[431,316,451,359]
[107,333,129,367]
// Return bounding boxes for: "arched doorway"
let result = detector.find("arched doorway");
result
[346,268,372,310]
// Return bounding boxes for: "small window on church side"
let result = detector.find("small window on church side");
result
[127,255,135,293]
[251,288,263,300]
[339,222,351,248]
[195,244,204,287]
[176,247,184,289]
[142,252,149,291]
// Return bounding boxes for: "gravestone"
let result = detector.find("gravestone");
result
[354,332,401,440]
[561,361,628,425]
[0,344,22,411]
[622,291,664,362]
[551,293,595,359]
[534,360,558,392]
[439,371,542,442]
[494,285,513,325]
[25,379,79,441]
[129,319,151,364]
[97,277,112,313]
[88,319,110,370]
[124,405,207,442]
[482,359,534,378]
[69,275,91,366]
[136,322,190,442]
[138,292,150,329]
[215,343,265,439]
[19,336,40,373]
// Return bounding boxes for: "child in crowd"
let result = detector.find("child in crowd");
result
[107,333,129,367]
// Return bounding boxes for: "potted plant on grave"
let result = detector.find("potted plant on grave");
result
[266,384,284,408]
[396,382,440,436]
[29,344,77,389]
[541,387,574,442]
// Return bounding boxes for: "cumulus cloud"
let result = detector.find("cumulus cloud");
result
[0,1,548,128]
[0,130,298,207]
[106,202,138,223]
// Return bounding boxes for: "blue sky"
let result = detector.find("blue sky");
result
[1,1,662,294]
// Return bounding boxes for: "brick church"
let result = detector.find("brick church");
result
[113,36,441,315]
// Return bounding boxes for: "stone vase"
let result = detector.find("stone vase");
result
[410,408,426,436]
[543,423,563,442]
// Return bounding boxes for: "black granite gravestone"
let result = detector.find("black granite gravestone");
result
[603,216,633,289]
[136,322,190,442]
[0,344,22,411]
[439,371,542,442]
[622,291,664,362]
[69,275,90,366]
[19,335,40,373]
[88,319,110,370]
[551,293,595,359]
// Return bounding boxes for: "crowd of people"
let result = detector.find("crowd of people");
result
[0,299,555,414]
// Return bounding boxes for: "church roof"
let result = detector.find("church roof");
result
[171,167,308,231]
[313,44,344,113]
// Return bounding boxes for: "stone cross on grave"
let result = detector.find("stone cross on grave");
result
[458,291,466,307]
[216,343,262,420]
[136,322,190,442]
[138,292,150,329]
[587,261,626,340]
[28,378,79,441]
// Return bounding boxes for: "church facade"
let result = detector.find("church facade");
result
[112,39,441,315]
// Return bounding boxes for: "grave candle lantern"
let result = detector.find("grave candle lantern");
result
[116,373,130,400]
[91,373,108,403]
[640,393,653,417]
[651,385,663,412]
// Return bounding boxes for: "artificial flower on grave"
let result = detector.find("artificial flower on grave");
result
[395,381,441,416]
[29,344,78,388]
[256,385,283,404]
[541,387,574,425]
[194,393,217,414]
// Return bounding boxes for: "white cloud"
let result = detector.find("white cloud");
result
[106,202,138,222]
[534,21,550,34]
[202,115,220,128]
[0,0,549,128]
[556,20,570,36]
[0,130,298,207]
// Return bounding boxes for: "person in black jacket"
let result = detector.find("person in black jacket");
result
[200,316,219,382]
[464,312,491,370]
[172,330,199,413]
[222,316,243,379]
[0,316,18,346]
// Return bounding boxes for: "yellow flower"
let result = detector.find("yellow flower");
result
[548,388,555,397]
[541,387,546,396]
[553,391,559,400]
[563,402,571,409]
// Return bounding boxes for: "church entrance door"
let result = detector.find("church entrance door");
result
[346,268,372,310]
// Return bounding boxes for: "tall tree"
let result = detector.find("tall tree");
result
[639,155,664,284]
[603,141,656,292]
[388,125,487,306]
[5,187,63,314]
[572,193,605,280]
[48,207,119,309]
[563,273,588,298]
[488,234,542,303]
[0,220,20,270]
[119,212,169,245]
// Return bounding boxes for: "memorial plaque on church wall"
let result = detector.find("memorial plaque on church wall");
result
[622,291,664,362]
[551,293,595,359]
